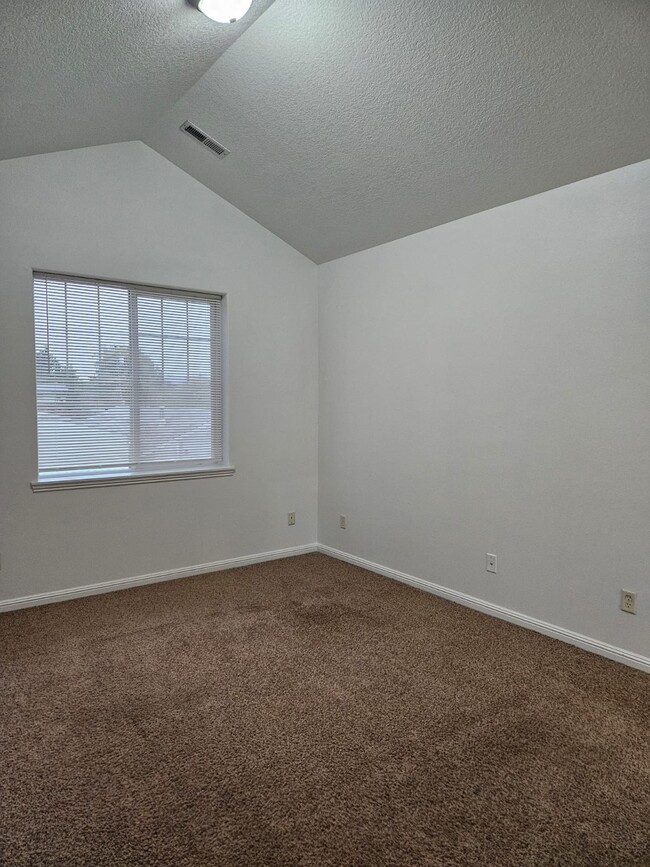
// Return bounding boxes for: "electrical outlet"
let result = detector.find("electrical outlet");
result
[620,589,637,615]
[287,512,296,526]
[486,553,497,574]
[339,515,346,530]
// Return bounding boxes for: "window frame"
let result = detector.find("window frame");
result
[30,271,233,492]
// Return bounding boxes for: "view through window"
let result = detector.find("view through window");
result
[33,273,224,484]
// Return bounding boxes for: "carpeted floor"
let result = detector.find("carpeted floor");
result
[1,553,648,866]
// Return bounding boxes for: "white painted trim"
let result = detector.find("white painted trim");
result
[31,466,236,492]
[318,545,650,674]
[3,541,647,673]
[0,544,318,613]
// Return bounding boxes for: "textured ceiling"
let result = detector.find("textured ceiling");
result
[144,0,650,262]
[0,0,274,160]
[2,0,649,262]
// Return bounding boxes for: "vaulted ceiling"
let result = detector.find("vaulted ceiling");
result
[2,0,649,262]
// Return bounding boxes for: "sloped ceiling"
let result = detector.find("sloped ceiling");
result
[0,0,275,160]
[2,0,649,262]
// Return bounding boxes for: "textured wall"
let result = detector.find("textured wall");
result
[318,159,650,657]
[0,142,318,600]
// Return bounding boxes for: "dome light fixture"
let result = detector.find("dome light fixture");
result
[197,0,253,24]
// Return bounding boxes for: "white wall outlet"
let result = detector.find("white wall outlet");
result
[486,553,497,574]
[620,589,637,615]
[287,512,296,526]
[339,515,346,529]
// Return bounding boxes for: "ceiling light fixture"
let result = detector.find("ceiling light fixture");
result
[197,0,252,24]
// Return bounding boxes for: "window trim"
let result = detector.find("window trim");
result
[31,271,232,491]
[30,464,235,492]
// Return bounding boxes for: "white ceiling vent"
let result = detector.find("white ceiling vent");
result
[180,121,230,159]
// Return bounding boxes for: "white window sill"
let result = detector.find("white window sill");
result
[31,466,235,492]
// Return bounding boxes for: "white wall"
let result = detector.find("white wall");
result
[1,141,648,662]
[0,142,318,601]
[319,160,650,658]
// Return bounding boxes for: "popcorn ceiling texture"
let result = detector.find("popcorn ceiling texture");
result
[1,0,648,262]
[1,553,648,866]
[0,0,275,161]
[143,0,650,262]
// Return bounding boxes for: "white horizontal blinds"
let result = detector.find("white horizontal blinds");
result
[210,299,224,463]
[34,274,132,473]
[34,273,223,479]
[134,291,222,466]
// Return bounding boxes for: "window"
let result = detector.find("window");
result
[31,272,232,490]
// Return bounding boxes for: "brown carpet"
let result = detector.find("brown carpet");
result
[1,553,648,866]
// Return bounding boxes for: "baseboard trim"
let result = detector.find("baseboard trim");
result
[318,544,649,673]
[0,544,319,614]
[3,543,647,673]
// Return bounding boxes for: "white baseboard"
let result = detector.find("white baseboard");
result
[318,544,650,673]
[3,542,647,674]
[0,544,318,614]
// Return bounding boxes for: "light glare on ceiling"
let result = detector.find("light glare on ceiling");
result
[197,0,253,24]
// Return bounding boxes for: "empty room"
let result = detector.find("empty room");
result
[1,1,648,865]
